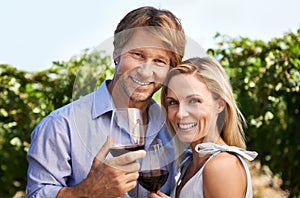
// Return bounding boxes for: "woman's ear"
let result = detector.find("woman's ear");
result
[217,99,226,113]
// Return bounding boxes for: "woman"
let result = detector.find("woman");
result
[151,57,257,198]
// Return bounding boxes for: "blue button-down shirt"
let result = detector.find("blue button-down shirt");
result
[26,80,177,198]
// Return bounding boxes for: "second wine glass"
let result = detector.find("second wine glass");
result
[138,142,169,193]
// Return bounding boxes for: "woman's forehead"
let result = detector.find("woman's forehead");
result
[167,74,209,97]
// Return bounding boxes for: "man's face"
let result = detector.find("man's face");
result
[114,29,171,102]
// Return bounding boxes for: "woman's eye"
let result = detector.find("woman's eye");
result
[190,98,201,104]
[167,100,178,106]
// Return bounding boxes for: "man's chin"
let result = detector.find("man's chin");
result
[129,93,153,102]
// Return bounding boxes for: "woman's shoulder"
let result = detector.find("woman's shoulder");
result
[202,152,247,197]
[204,151,245,176]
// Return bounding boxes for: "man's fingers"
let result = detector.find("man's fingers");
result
[105,150,146,171]
[114,150,146,165]
[109,161,141,173]
[95,136,113,162]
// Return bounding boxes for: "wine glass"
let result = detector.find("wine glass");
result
[109,108,145,157]
[138,142,169,193]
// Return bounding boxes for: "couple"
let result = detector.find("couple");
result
[26,6,257,198]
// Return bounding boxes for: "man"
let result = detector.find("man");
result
[26,6,186,198]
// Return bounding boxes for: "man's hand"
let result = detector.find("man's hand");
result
[57,137,146,198]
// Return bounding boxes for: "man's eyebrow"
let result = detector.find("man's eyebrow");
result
[156,54,168,60]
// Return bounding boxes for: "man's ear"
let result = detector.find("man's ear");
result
[113,49,120,65]
[217,99,226,113]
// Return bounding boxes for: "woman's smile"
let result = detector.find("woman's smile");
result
[177,122,197,130]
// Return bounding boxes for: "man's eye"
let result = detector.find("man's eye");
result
[131,52,143,58]
[157,59,166,64]
[154,59,168,66]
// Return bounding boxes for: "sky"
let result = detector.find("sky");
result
[1,0,300,72]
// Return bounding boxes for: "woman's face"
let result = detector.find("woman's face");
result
[166,73,223,144]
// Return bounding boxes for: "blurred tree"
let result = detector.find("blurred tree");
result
[208,28,300,197]
[0,50,113,197]
[0,65,32,196]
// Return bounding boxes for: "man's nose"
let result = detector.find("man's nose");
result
[138,60,154,78]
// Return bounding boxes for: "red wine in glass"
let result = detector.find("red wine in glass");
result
[138,169,169,192]
[110,144,145,157]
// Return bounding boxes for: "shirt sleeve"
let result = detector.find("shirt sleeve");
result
[26,113,71,198]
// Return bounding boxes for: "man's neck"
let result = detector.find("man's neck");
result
[107,80,150,123]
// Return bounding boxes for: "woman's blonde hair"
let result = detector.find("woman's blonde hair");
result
[161,57,246,149]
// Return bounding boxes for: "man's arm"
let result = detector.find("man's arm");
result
[26,116,72,198]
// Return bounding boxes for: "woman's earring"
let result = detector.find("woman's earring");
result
[114,60,118,66]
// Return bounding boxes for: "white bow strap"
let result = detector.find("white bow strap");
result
[195,142,258,161]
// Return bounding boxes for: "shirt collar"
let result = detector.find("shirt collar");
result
[92,80,114,119]
[92,80,166,135]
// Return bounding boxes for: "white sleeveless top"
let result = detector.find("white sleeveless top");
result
[173,143,258,198]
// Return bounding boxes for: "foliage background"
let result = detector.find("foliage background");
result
[0,29,299,197]
[208,29,300,197]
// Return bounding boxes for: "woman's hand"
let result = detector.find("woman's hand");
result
[148,191,170,198]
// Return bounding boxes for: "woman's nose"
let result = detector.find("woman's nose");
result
[176,104,189,119]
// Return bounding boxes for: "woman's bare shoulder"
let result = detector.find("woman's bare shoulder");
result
[202,152,247,197]
[204,152,245,176]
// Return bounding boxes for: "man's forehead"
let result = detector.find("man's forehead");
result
[123,29,169,50]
